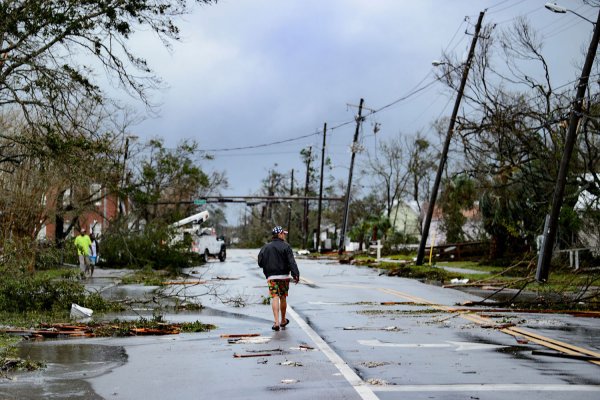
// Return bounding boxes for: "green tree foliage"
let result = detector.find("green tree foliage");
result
[128,139,212,224]
[0,0,216,129]
[99,218,201,272]
[437,18,600,257]
[0,110,124,247]
[439,174,477,243]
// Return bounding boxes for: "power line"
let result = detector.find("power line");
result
[201,131,319,152]
[487,0,522,14]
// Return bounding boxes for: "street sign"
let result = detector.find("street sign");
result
[194,199,207,205]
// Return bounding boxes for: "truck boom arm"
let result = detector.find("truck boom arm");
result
[171,210,209,228]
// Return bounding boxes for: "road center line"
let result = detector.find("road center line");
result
[287,306,379,400]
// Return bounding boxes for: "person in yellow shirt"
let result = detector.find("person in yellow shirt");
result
[74,228,92,276]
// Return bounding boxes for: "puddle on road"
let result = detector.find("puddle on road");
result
[0,342,127,400]
[18,342,128,371]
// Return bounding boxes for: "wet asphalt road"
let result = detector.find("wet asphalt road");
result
[1,249,599,400]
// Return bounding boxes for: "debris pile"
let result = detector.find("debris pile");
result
[0,319,214,339]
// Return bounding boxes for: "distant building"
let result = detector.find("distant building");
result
[575,175,600,254]
[388,199,483,246]
[37,184,126,241]
[389,200,421,240]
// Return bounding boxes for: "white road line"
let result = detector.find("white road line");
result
[370,384,600,392]
[287,306,379,400]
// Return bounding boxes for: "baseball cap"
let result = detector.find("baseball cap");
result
[272,226,288,235]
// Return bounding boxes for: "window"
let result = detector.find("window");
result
[90,183,102,206]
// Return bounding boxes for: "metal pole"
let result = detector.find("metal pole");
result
[537,8,600,282]
[316,122,327,252]
[338,98,364,255]
[416,11,485,265]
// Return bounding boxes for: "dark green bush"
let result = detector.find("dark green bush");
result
[0,270,113,314]
[0,273,85,313]
[99,219,201,272]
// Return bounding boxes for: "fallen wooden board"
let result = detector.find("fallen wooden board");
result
[130,328,180,335]
[233,353,274,358]
[220,333,261,338]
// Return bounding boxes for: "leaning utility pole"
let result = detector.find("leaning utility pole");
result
[338,98,365,255]
[316,123,327,252]
[537,8,600,282]
[416,10,485,265]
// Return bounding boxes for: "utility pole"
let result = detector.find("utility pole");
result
[416,11,485,265]
[338,98,365,255]
[537,7,600,282]
[316,123,327,253]
[119,136,131,216]
[303,147,312,249]
[287,169,294,243]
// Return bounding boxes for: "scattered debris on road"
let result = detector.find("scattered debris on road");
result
[0,319,214,339]
[366,378,389,386]
[279,360,303,367]
[360,361,391,368]
[220,333,261,338]
[234,352,276,358]
[343,325,401,331]
[227,336,272,344]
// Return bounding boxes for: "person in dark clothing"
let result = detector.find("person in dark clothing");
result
[258,225,300,331]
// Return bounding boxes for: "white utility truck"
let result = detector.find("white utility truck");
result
[172,210,226,262]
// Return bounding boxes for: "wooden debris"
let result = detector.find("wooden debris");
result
[220,333,261,338]
[0,321,197,338]
[233,353,274,358]
[244,348,283,353]
[480,323,516,329]
[532,350,600,362]
[162,280,207,285]
[130,327,180,335]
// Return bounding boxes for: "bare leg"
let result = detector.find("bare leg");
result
[280,296,287,325]
[271,295,280,327]
[79,255,87,278]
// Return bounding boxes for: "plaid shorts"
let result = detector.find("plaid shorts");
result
[267,279,290,298]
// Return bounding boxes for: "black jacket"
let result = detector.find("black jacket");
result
[258,238,300,280]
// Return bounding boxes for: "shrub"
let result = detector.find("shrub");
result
[99,219,201,272]
[0,273,85,313]
[0,270,112,314]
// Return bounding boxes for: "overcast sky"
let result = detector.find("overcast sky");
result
[124,0,597,225]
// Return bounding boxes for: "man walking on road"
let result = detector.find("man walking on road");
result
[258,226,300,331]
